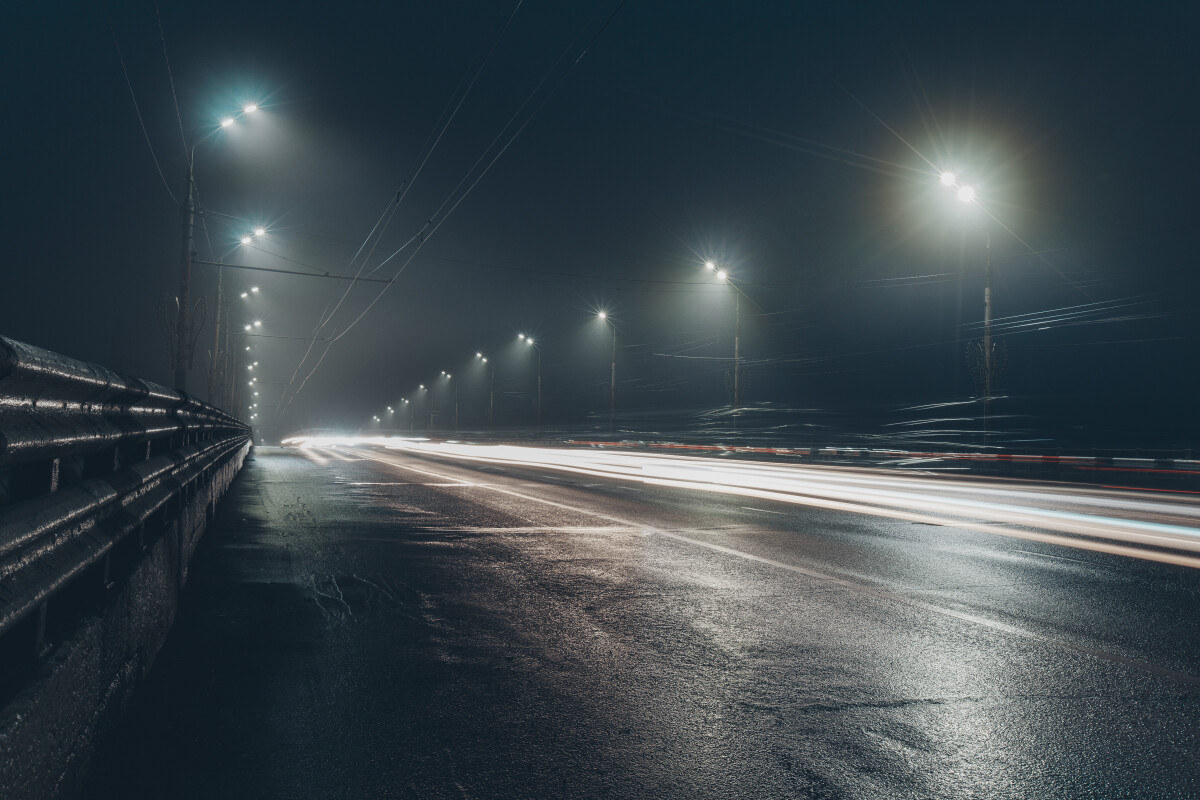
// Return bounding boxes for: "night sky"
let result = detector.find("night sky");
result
[3,1,1197,449]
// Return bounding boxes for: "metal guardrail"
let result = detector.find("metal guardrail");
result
[0,335,250,648]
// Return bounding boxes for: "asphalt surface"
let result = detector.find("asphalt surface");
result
[84,444,1200,799]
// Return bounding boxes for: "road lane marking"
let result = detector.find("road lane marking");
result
[352,447,1200,687]
[741,506,786,515]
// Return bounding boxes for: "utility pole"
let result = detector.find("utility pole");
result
[536,347,543,431]
[173,149,196,391]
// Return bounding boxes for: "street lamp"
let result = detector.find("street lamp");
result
[174,103,262,392]
[597,311,617,433]
[476,352,495,427]
[939,171,995,436]
[706,263,742,408]
[441,371,458,432]
[519,334,543,429]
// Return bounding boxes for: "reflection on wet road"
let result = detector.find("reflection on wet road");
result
[86,444,1200,799]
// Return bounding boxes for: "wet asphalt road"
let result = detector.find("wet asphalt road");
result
[84,445,1200,799]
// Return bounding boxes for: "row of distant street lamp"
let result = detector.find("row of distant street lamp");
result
[369,261,739,433]
[367,168,991,435]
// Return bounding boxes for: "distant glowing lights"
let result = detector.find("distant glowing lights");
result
[220,118,235,128]
[939,171,957,186]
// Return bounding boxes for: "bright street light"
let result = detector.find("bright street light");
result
[940,171,957,186]
[240,235,252,245]
[220,118,234,128]
[244,104,258,114]
[253,320,262,327]
[244,324,252,332]
[254,227,265,236]
[597,311,607,320]
[705,261,716,271]
[706,261,741,407]
[250,286,259,293]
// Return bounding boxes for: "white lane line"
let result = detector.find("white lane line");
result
[353,447,1200,687]
[741,506,786,515]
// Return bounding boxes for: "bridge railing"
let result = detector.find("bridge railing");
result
[0,335,250,651]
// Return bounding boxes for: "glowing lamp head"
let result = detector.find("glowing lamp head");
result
[716,270,728,281]
[481,357,487,363]
[240,236,252,245]
[244,324,252,332]
[597,311,607,320]
[244,104,258,114]
[253,320,262,327]
[251,286,259,293]
[254,227,265,237]
[956,185,977,204]
[526,338,534,346]
[705,261,716,271]
[419,384,425,390]
[241,292,248,298]
[476,352,482,358]
[220,118,235,128]
[939,171,957,186]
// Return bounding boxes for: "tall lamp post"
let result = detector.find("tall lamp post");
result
[706,262,741,408]
[476,353,495,428]
[597,312,617,433]
[173,103,260,392]
[939,172,995,436]
[210,282,259,409]
[441,371,458,432]
[518,334,543,429]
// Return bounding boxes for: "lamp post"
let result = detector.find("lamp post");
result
[173,103,260,392]
[597,312,617,433]
[476,353,495,427]
[518,334,543,429]
[210,280,259,409]
[706,262,741,408]
[940,172,995,436]
[441,371,458,432]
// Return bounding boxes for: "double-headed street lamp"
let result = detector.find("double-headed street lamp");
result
[706,261,742,408]
[597,312,617,433]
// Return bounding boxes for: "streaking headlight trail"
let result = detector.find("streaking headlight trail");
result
[283,437,1200,569]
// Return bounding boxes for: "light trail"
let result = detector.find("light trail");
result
[282,437,1200,569]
